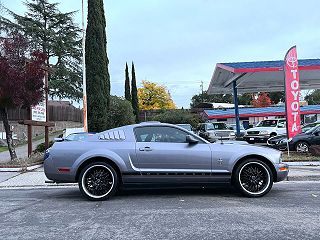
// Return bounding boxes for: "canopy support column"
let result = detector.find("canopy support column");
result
[233,81,240,137]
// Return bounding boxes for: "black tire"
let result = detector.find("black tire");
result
[78,162,119,201]
[246,140,255,144]
[295,141,309,153]
[270,133,277,138]
[234,159,273,197]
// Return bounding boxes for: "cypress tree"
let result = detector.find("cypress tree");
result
[85,0,110,132]
[131,62,139,123]
[124,62,131,101]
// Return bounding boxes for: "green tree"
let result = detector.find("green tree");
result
[190,91,233,108]
[305,90,320,105]
[85,0,110,132]
[124,62,131,101]
[152,110,202,128]
[131,62,139,123]
[0,0,82,100]
[269,91,285,104]
[106,96,135,129]
[238,93,253,105]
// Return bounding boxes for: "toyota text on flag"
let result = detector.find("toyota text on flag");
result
[284,46,301,139]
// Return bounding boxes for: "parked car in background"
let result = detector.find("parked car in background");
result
[65,132,95,141]
[268,125,320,152]
[176,124,193,133]
[244,119,286,143]
[300,121,320,133]
[63,128,85,138]
[44,122,288,200]
[227,124,246,137]
[198,122,235,142]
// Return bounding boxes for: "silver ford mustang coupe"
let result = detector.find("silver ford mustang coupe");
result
[44,122,289,200]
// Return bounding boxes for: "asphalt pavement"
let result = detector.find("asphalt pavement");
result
[0,181,319,240]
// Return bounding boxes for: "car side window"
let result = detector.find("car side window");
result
[135,126,190,143]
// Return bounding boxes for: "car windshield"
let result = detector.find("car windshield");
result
[207,123,228,130]
[256,120,278,127]
[305,125,320,134]
[302,123,319,133]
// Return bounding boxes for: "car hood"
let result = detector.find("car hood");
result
[292,132,311,140]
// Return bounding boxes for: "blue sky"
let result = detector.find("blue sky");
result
[2,0,320,108]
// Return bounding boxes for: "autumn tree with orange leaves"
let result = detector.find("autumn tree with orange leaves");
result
[251,92,272,108]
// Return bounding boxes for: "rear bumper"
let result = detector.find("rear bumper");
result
[274,163,289,182]
[44,156,76,183]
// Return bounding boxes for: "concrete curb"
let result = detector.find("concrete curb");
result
[285,161,320,166]
[286,175,320,181]
[0,164,43,172]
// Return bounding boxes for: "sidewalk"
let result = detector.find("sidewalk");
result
[0,165,319,188]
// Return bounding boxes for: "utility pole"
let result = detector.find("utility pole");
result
[82,0,88,132]
[200,81,204,103]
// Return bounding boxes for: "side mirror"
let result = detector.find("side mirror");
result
[186,135,199,144]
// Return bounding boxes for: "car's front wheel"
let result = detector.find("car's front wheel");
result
[295,141,309,153]
[234,159,273,197]
[78,162,119,201]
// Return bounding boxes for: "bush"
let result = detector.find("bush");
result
[34,140,54,153]
[151,110,202,128]
[106,96,135,129]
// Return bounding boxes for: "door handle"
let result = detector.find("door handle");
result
[139,147,152,151]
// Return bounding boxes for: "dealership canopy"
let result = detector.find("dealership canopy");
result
[207,58,320,137]
[208,59,320,94]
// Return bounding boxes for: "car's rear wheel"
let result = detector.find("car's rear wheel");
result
[234,159,273,197]
[295,141,309,153]
[78,162,118,201]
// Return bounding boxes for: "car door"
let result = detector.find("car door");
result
[310,127,320,145]
[134,126,212,183]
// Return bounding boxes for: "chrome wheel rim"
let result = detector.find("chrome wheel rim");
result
[239,162,270,195]
[296,142,309,152]
[82,165,114,199]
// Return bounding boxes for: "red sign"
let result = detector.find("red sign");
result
[284,46,301,139]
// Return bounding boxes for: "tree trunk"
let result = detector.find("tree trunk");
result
[0,107,18,161]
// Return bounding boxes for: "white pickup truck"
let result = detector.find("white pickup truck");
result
[243,119,286,143]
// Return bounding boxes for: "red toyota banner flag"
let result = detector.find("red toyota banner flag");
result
[284,46,301,139]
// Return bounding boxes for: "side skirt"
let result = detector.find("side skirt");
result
[122,172,231,185]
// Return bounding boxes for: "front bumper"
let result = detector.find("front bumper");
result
[243,134,270,142]
[275,163,289,182]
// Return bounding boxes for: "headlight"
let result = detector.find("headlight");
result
[209,132,216,137]
[260,130,269,135]
[279,138,291,144]
[230,132,235,136]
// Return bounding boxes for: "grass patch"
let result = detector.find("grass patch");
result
[0,146,7,153]
[282,151,320,162]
